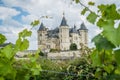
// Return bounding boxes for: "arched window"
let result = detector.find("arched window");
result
[70,43,77,50]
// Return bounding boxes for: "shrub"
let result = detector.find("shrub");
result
[70,43,77,50]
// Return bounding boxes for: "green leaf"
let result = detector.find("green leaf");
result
[31,20,40,27]
[16,38,29,51]
[102,22,120,46]
[88,1,95,6]
[75,0,79,3]
[0,77,4,80]
[92,34,115,51]
[87,12,98,24]
[19,29,32,38]
[97,18,114,28]
[98,4,120,20]
[81,7,88,15]
[90,50,102,66]
[115,67,120,74]
[0,34,6,44]
[104,65,114,73]
[20,39,29,51]
[16,38,22,49]
[114,49,120,65]
[31,68,40,75]
[0,59,13,76]
[1,44,14,60]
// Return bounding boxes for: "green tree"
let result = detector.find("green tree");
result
[0,20,42,80]
[70,43,77,50]
[73,0,120,79]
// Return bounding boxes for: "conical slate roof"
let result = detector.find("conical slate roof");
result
[79,23,88,30]
[60,16,68,26]
[38,23,46,31]
[70,25,78,33]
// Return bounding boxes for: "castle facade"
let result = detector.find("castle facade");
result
[37,15,88,52]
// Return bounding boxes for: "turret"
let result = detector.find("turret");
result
[59,14,70,51]
[78,22,88,46]
[38,23,47,50]
[70,25,80,49]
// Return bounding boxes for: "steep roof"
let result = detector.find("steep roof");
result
[79,23,88,30]
[60,16,68,26]
[38,23,46,31]
[70,25,78,33]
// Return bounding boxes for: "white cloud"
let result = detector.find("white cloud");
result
[0,6,20,20]
[21,14,39,24]
[1,0,120,50]
[2,17,23,28]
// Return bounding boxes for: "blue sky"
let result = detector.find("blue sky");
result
[0,0,119,50]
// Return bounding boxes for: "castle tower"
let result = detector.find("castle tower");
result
[59,14,70,51]
[78,23,88,46]
[37,23,47,50]
[70,25,80,49]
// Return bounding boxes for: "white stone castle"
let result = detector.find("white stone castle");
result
[37,15,88,52]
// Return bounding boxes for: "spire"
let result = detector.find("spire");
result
[74,24,76,29]
[60,12,68,26]
[70,24,78,33]
[79,23,88,30]
[38,23,46,31]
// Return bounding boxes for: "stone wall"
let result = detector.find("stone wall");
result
[47,50,81,60]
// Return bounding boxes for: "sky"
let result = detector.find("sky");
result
[0,0,120,50]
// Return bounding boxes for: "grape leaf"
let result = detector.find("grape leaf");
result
[1,44,14,60]
[20,39,29,51]
[92,34,115,51]
[102,22,120,46]
[0,77,4,80]
[97,18,115,29]
[90,50,102,66]
[87,12,98,24]
[75,0,79,3]
[88,1,95,6]
[114,49,120,65]
[31,20,40,27]
[81,7,88,15]
[0,34,6,44]
[0,59,13,76]
[19,29,32,38]
[104,65,114,73]
[16,38,29,51]
[98,4,120,20]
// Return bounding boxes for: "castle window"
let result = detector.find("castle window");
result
[47,45,50,48]
[76,37,77,40]
[40,34,42,36]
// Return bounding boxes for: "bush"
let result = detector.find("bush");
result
[39,51,44,56]
[70,43,77,50]
[50,49,59,52]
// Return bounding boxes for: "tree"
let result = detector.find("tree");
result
[73,0,120,79]
[70,43,77,50]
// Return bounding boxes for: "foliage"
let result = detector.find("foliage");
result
[0,34,6,44]
[1,1,120,79]
[39,51,44,56]
[37,57,68,80]
[76,1,120,79]
[31,20,40,27]
[88,2,95,6]
[0,20,41,80]
[64,57,95,80]
[50,48,59,52]
[70,43,77,50]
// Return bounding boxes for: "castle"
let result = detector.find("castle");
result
[37,15,88,52]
